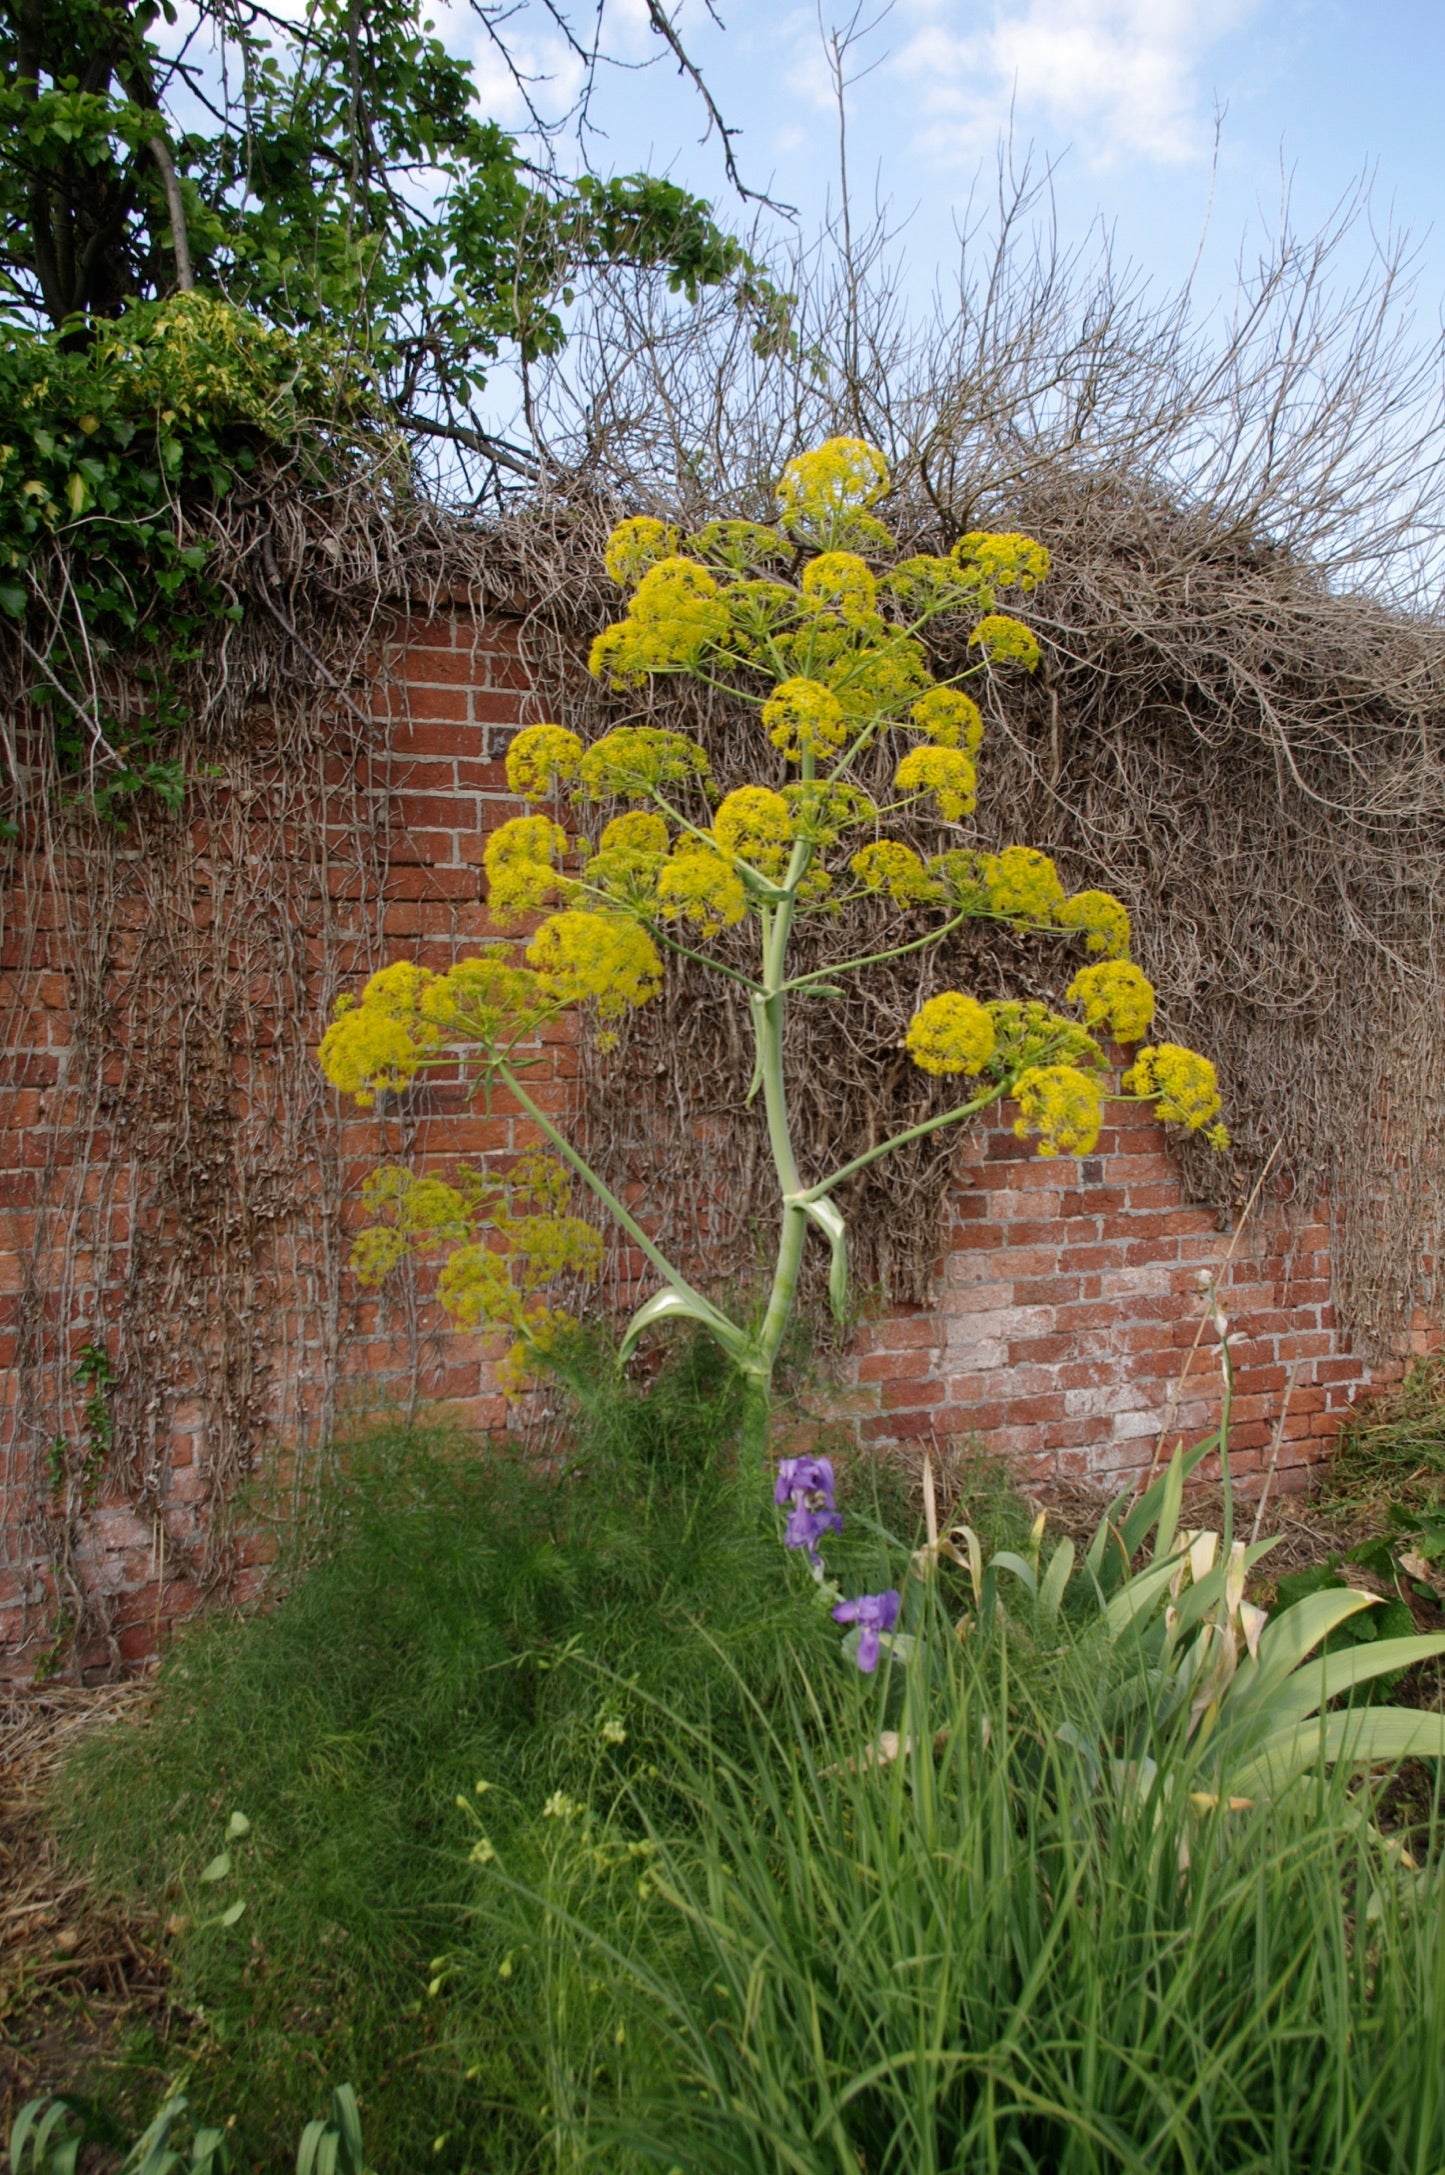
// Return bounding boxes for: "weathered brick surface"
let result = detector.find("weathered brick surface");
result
[0,607,1426,1675]
[838,1100,1420,1485]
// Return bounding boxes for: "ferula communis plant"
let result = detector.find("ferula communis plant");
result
[319,437,1228,1457]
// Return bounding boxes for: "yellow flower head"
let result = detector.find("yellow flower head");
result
[1122,1044,1226,1134]
[507,1211,605,1289]
[500,1147,575,1216]
[782,777,876,846]
[969,614,1041,671]
[981,846,1066,922]
[776,437,892,548]
[577,726,711,802]
[905,992,997,1076]
[1057,888,1131,959]
[655,837,749,936]
[763,677,849,761]
[1067,960,1156,1044]
[505,723,584,801]
[800,551,878,628]
[437,1243,520,1331]
[604,516,679,587]
[685,519,791,573]
[925,848,988,913]
[600,809,669,857]
[723,576,808,663]
[910,687,984,753]
[420,956,544,1041]
[883,555,987,617]
[584,810,670,910]
[588,557,731,684]
[1011,1065,1105,1158]
[953,532,1051,594]
[713,786,795,880]
[826,634,931,721]
[317,960,444,1107]
[497,1305,580,1397]
[894,745,978,822]
[349,1225,409,1285]
[850,841,940,908]
[988,999,1103,1076]
[483,814,574,928]
[526,910,664,1021]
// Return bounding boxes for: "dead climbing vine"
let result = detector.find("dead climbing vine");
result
[0,450,520,1673]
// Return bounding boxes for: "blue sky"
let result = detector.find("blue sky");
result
[459,0,1445,333]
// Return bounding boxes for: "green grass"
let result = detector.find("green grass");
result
[56,1341,909,2172]
[481,1584,1445,2174]
[1326,1355,1445,1512]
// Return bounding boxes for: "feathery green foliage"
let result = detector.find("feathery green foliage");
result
[54,1341,901,2170]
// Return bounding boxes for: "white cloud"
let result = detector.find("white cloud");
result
[889,0,1260,169]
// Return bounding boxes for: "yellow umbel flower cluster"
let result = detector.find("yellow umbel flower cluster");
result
[584,811,670,909]
[1123,1044,1229,1146]
[604,516,679,587]
[905,993,997,1076]
[910,687,984,752]
[850,841,939,907]
[589,558,731,685]
[318,956,548,1107]
[483,815,574,927]
[982,846,1066,921]
[347,1151,604,1397]
[953,532,1052,595]
[656,837,748,935]
[969,614,1042,671]
[894,745,978,822]
[988,1000,1104,1077]
[713,787,794,879]
[763,677,849,760]
[800,551,879,628]
[1067,960,1156,1044]
[775,436,890,548]
[317,961,446,1107]
[577,727,711,802]
[686,519,791,572]
[884,556,987,614]
[1011,1065,1106,1158]
[506,723,584,801]
[1057,888,1132,959]
[525,910,664,1026]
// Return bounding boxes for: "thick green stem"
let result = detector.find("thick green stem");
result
[803,1085,1001,1202]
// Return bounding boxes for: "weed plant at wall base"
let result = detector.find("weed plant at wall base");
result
[319,435,1228,1456]
[51,1350,909,2172]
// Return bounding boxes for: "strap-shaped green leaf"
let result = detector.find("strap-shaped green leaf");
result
[989,1549,1038,1596]
[802,1197,849,1323]
[1102,1554,1180,1642]
[1037,1537,1075,1628]
[618,1285,751,1367]
[1234,1632,1445,1740]
[1246,1588,1381,1703]
[1235,1705,1445,1795]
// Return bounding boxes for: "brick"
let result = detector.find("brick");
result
[0,603,1422,1674]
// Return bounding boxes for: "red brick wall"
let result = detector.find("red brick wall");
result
[843,1101,1416,1488]
[0,606,1419,1675]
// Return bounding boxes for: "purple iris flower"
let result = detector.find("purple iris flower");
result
[774,1455,837,1511]
[784,1501,845,1559]
[832,1590,901,1673]
[775,1455,843,1568]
